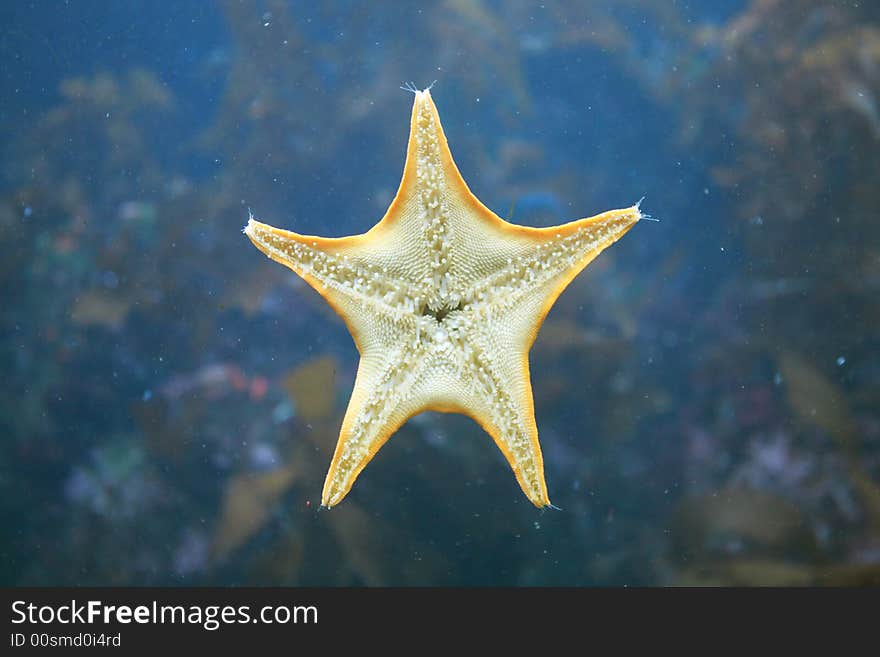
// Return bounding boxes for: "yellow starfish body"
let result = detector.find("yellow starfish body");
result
[245,89,641,508]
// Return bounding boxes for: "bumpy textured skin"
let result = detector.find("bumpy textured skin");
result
[245,89,640,508]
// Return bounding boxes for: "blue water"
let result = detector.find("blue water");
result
[2,1,878,586]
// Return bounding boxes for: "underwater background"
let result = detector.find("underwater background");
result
[2,0,879,586]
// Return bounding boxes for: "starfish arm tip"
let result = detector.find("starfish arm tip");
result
[242,211,257,236]
[400,80,438,96]
[633,196,660,222]
[321,487,344,509]
[243,214,275,242]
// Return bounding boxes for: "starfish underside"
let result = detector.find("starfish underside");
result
[245,89,640,508]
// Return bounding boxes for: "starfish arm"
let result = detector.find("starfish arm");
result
[466,204,642,345]
[370,89,476,303]
[245,218,425,346]
[375,89,539,304]
[321,343,429,507]
[381,88,474,232]
[456,338,550,507]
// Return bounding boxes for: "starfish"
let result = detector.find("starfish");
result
[245,87,641,508]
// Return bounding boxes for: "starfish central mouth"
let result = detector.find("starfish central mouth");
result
[421,300,465,322]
